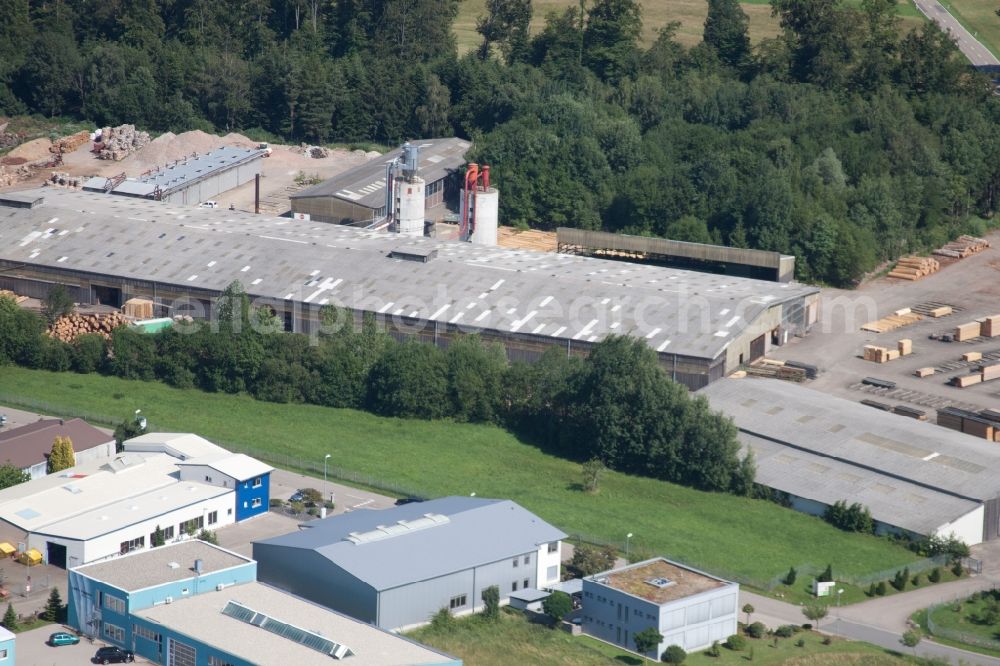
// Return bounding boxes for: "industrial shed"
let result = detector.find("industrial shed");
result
[290,138,470,225]
[0,188,818,388]
[82,146,265,205]
[253,497,566,631]
[700,378,1000,545]
[0,418,115,479]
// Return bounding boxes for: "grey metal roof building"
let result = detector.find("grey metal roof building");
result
[290,138,470,224]
[700,378,1000,544]
[0,189,818,388]
[253,497,567,630]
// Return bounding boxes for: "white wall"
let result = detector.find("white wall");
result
[74,440,116,466]
[935,505,984,547]
[177,464,236,490]
[535,541,562,588]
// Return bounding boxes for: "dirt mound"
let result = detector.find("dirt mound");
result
[130,130,223,168]
[221,132,256,147]
[0,157,27,166]
[7,137,53,162]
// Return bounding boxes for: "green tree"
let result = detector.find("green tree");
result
[742,603,754,625]
[366,341,450,419]
[802,602,829,629]
[704,0,751,71]
[1,603,17,631]
[481,585,500,621]
[152,525,166,547]
[47,435,75,474]
[542,590,572,624]
[661,643,686,664]
[581,458,606,493]
[43,587,63,622]
[0,464,29,490]
[818,564,833,583]
[71,334,107,373]
[901,629,921,655]
[196,529,218,545]
[568,543,616,577]
[41,284,74,327]
[634,627,665,660]
[445,335,507,422]
[583,0,643,83]
[784,566,797,585]
[477,0,532,63]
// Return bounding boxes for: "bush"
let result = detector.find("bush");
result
[707,640,721,657]
[891,567,909,591]
[928,567,942,583]
[429,607,454,631]
[952,560,964,577]
[801,624,812,630]
[911,574,921,587]
[817,564,833,583]
[301,488,322,505]
[795,638,805,647]
[867,582,877,597]
[542,591,573,623]
[662,645,686,664]
[724,634,746,651]
[746,622,767,639]
[875,581,887,596]
[774,625,796,638]
[822,636,832,645]
[269,498,285,508]
[783,566,797,586]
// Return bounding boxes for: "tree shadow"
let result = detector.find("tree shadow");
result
[614,656,642,665]
[565,482,586,493]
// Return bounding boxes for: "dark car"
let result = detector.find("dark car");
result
[92,646,135,663]
[394,497,423,506]
[289,490,305,502]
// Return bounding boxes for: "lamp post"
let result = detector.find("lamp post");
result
[135,409,146,431]
[324,454,331,484]
[625,533,633,561]
[837,588,843,607]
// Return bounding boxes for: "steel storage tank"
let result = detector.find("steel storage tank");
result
[395,175,425,236]
[470,187,499,245]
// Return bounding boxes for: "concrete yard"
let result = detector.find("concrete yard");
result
[768,231,1000,416]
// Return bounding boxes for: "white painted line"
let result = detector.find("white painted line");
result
[719,309,730,316]
[601,298,610,305]
[645,327,662,340]
[714,331,728,337]
[430,304,451,320]
[57,256,68,263]
[532,324,546,334]
[611,304,621,312]
[922,452,940,462]
[251,278,263,285]
[510,310,538,333]
[539,296,553,307]
[310,269,321,276]
[573,319,599,340]
[284,293,294,300]
[393,308,404,316]
[656,340,672,352]
[409,311,419,318]
[475,310,491,322]
[551,326,567,337]
[259,235,308,244]
[478,292,489,299]
[466,302,477,309]
[187,274,198,281]
[490,279,505,291]
[610,322,620,329]
[589,335,599,342]
[507,308,517,315]
[207,261,216,268]
[378,302,394,314]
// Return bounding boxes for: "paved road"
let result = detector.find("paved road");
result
[912,0,1000,68]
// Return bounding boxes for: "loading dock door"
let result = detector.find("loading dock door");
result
[46,541,67,568]
[750,334,766,362]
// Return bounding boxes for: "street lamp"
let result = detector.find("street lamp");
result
[837,588,844,607]
[134,409,146,430]
[625,533,633,561]
[324,454,331,484]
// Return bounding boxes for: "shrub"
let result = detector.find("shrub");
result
[891,567,909,591]
[911,574,921,587]
[746,622,767,639]
[952,560,964,577]
[289,501,305,513]
[662,645,686,664]
[784,566,797,586]
[795,638,805,647]
[707,640,721,657]
[542,591,573,624]
[801,624,812,630]
[867,582,877,597]
[269,498,285,508]
[817,564,833,583]
[301,488,322,505]
[724,634,746,651]
[822,636,832,645]
[774,625,796,638]
[429,607,454,631]
[875,581,887,596]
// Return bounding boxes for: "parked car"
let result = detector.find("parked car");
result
[198,200,218,209]
[48,631,80,646]
[289,490,305,502]
[92,646,135,663]
[394,497,423,506]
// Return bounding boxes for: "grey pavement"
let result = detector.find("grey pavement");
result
[16,625,153,665]
[912,0,1000,68]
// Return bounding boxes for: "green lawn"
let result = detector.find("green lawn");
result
[0,365,920,586]
[409,610,908,666]
[937,0,1000,60]
[919,592,1000,655]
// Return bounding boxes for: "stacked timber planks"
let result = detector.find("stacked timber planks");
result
[980,315,1000,338]
[0,290,28,305]
[861,311,922,333]
[937,408,999,440]
[915,367,935,378]
[863,345,900,363]
[933,235,991,259]
[122,298,155,319]
[954,322,982,342]
[893,405,927,421]
[49,312,129,342]
[888,256,940,281]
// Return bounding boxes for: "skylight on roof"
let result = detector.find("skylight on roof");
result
[221,601,353,659]
[645,577,674,589]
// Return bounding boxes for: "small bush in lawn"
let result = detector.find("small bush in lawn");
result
[775,625,796,638]
[725,634,746,651]
[801,624,812,630]
[822,636,832,645]
[795,638,806,647]
[867,582,877,597]
[662,645,686,664]
[928,567,941,583]
[708,640,721,657]
[911,574,921,587]
[784,566,797,586]
[875,581,887,596]
[952,560,964,577]
[746,622,767,639]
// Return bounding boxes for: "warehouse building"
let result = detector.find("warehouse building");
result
[82,146,266,205]
[253,497,566,631]
[0,417,115,479]
[700,378,1000,545]
[290,138,470,225]
[68,540,459,665]
[582,558,738,659]
[0,188,819,388]
[0,432,271,567]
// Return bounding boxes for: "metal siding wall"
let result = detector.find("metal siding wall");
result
[379,570,474,630]
[985,498,1000,541]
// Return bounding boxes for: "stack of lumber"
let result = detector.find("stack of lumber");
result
[938,407,1000,440]
[863,345,899,363]
[953,373,982,388]
[951,363,1000,388]
[962,351,982,362]
[915,367,935,378]
[983,364,1000,382]
[861,311,922,333]
[893,405,927,421]
[122,298,155,319]
[888,256,940,281]
[0,290,28,305]
[49,313,129,342]
[497,227,557,253]
[954,322,982,342]
[861,399,893,411]
[929,306,953,318]
[898,339,912,356]
[49,130,89,154]
[980,315,1000,338]
[933,235,991,259]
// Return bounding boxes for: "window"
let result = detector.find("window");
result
[511,581,518,592]
[207,511,218,525]
[547,565,558,581]
[103,622,125,642]
[209,658,235,666]
[150,525,176,544]
[0,648,7,659]
[251,498,262,509]
[205,475,212,482]
[449,594,467,610]
[228,508,232,515]
[179,517,204,534]
[512,558,519,568]
[181,588,189,595]
[134,625,161,643]
[523,554,531,565]
[119,536,144,555]
[103,594,125,614]
[523,578,529,589]
[547,542,558,554]
[252,476,262,488]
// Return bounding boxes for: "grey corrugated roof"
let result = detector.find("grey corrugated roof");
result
[291,138,470,209]
[0,188,817,361]
[255,497,566,590]
[700,378,1000,531]
[137,146,264,196]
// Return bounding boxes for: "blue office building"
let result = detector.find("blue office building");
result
[175,453,272,522]
[0,627,14,665]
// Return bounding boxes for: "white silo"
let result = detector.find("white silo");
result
[469,187,498,245]
[460,163,499,246]
[395,176,425,237]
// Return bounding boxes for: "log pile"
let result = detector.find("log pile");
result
[50,130,90,154]
[932,235,991,259]
[49,313,129,342]
[95,124,150,161]
[887,256,940,281]
[0,290,28,304]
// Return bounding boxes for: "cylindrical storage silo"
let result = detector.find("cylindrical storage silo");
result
[470,187,499,246]
[395,176,425,236]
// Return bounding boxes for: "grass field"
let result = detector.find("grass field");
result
[937,0,1000,60]
[409,610,908,666]
[0,365,920,585]
[923,593,1000,652]
[453,0,925,54]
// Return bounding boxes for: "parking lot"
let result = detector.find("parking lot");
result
[15,625,151,665]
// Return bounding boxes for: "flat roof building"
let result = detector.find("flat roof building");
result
[0,417,115,479]
[290,138,470,225]
[700,378,1000,545]
[254,496,566,630]
[0,189,819,388]
[582,558,739,659]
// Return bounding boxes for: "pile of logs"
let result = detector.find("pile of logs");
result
[49,313,129,342]
[0,290,28,304]
[50,130,90,154]
[933,235,991,259]
[887,256,940,281]
[94,124,150,161]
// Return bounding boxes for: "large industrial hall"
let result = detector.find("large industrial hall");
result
[0,188,818,389]
[701,378,1000,545]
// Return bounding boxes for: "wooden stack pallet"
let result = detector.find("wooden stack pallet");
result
[0,289,28,305]
[888,256,940,281]
[937,407,1000,441]
[49,313,129,342]
[915,367,935,378]
[497,227,557,253]
[122,298,155,319]
[911,302,957,318]
[863,345,901,363]
[954,322,982,342]
[933,235,991,259]
[980,315,1000,338]
[861,311,922,333]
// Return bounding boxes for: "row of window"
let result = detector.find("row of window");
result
[103,622,125,642]
[119,536,145,555]
[512,554,530,568]
[449,594,467,609]
[133,624,161,643]
[208,657,236,666]
[121,511,224,556]
[103,593,125,614]
[511,579,530,592]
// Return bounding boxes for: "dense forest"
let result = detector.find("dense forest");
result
[0,287,751,494]
[1,0,998,285]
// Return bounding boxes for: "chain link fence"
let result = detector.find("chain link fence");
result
[927,596,1000,652]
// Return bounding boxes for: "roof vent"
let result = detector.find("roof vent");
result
[168,562,179,569]
[389,246,437,263]
[645,577,674,589]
